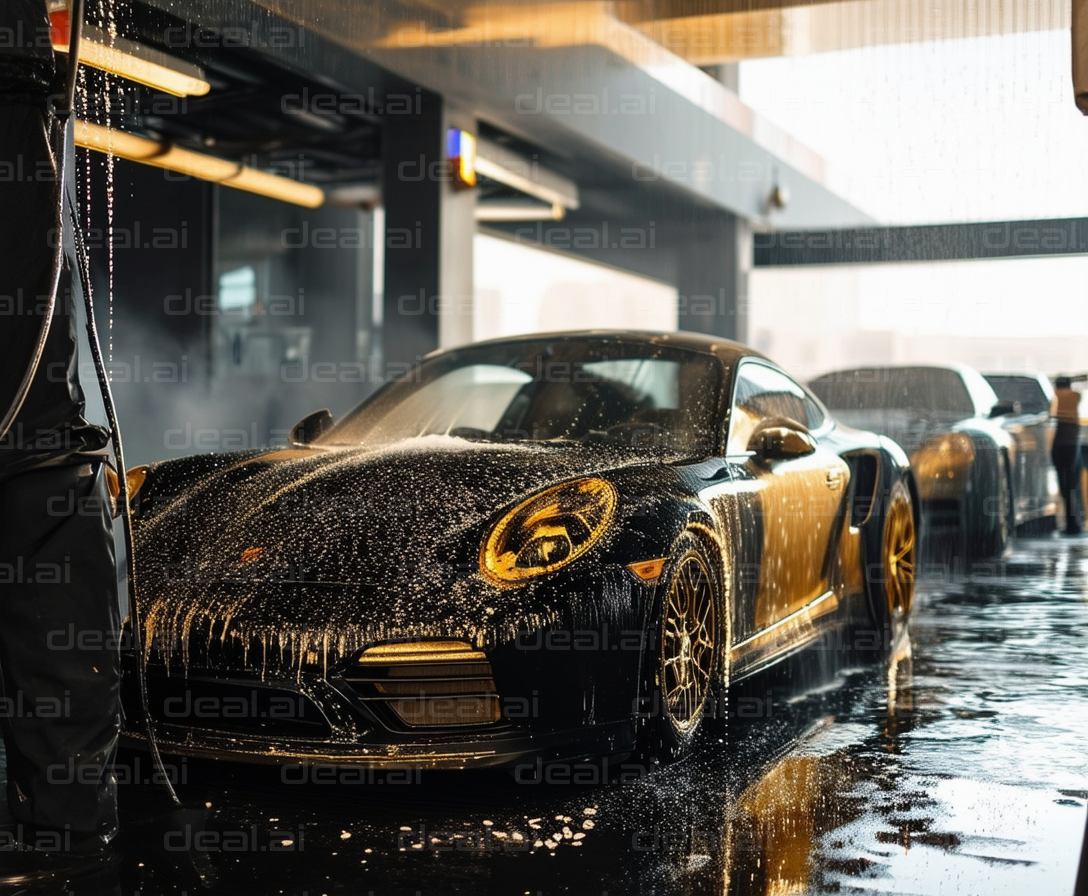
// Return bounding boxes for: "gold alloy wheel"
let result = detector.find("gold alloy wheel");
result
[661,550,716,731]
[883,485,917,616]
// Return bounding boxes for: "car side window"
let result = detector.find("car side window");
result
[803,390,827,431]
[727,363,812,455]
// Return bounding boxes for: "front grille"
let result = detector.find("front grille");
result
[121,660,333,738]
[343,641,502,728]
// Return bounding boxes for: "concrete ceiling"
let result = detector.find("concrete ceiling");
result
[142,0,1073,230]
[619,0,1070,65]
[244,0,874,226]
[257,1,1069,66]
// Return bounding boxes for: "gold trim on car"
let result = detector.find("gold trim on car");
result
[355,641,488,665]
[349,640,501,727]
[730,590,839,670]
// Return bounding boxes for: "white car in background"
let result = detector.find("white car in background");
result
[982,372,1060,534]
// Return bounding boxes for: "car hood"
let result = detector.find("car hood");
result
[134,436,657,670]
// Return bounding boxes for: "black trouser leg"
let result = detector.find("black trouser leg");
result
[0,462,119,850]
[1053,445,1079,533]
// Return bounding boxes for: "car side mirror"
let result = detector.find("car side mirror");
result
[989,399,1019,418]
[289,409,334,446]
[748,422,817,461]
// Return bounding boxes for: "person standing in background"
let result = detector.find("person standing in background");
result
[1051,376,1082,536]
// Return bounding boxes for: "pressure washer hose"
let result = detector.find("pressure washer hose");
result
[69,209,180,809]
[1,0,180,807]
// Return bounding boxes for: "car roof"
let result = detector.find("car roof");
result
[427,329,764,366]
[812,362,978,380]
[810,362,1000,417]
[982,371,1055,397]
[982,370,1054,386]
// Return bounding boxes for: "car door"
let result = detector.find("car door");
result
[1009,379,1057,522]
[983,373,1057,524]
[724,361,850,643]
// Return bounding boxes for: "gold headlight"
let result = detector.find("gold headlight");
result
[480,478,618,586]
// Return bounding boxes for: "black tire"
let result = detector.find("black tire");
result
[1017,514,1058,537]
[638,530,723,761]
[970,451,1010,562]
[1002,452,1017,541]
[862,477,917,656]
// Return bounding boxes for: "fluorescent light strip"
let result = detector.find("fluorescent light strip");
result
[475,201,566,222]
[51,14,211,98]
[475,137,579,211]
[75,120,324,208]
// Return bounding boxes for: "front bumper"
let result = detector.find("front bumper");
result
[119,657,636,770]
[119,720,634,770]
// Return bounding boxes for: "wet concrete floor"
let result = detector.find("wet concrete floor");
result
[4,535,1088,895]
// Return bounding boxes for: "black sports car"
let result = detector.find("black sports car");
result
[809,364,1059,564]
[121,332,917,769]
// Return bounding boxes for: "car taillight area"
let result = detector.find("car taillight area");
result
[343,641,502,727]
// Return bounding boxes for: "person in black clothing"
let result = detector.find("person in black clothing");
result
[1,0,121,885]
[1051,376,1082,536]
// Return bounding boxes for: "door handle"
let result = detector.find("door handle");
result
[825,468,844,490]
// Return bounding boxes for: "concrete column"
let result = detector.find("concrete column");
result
[675,212,750,345]
[438,105,476,349]
[381,91,442,371]
[381,93,477,370]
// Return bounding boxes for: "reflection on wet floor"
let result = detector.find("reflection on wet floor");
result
[3,537,1088,895]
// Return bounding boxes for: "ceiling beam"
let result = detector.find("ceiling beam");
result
[754,217,1088,266]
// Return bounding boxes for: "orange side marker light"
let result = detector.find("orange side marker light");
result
[627,558,667,583]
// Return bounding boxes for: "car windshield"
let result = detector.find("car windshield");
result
[810,367,975,415]
[325,338,723,458]
[983,375,1050,415]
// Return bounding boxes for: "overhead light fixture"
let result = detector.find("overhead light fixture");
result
[49,1,210,97]
[475,137,579,212]
[475,201,566,222]
[325,183,381,208]
[74,120,325,208]
[447,128,477,189]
